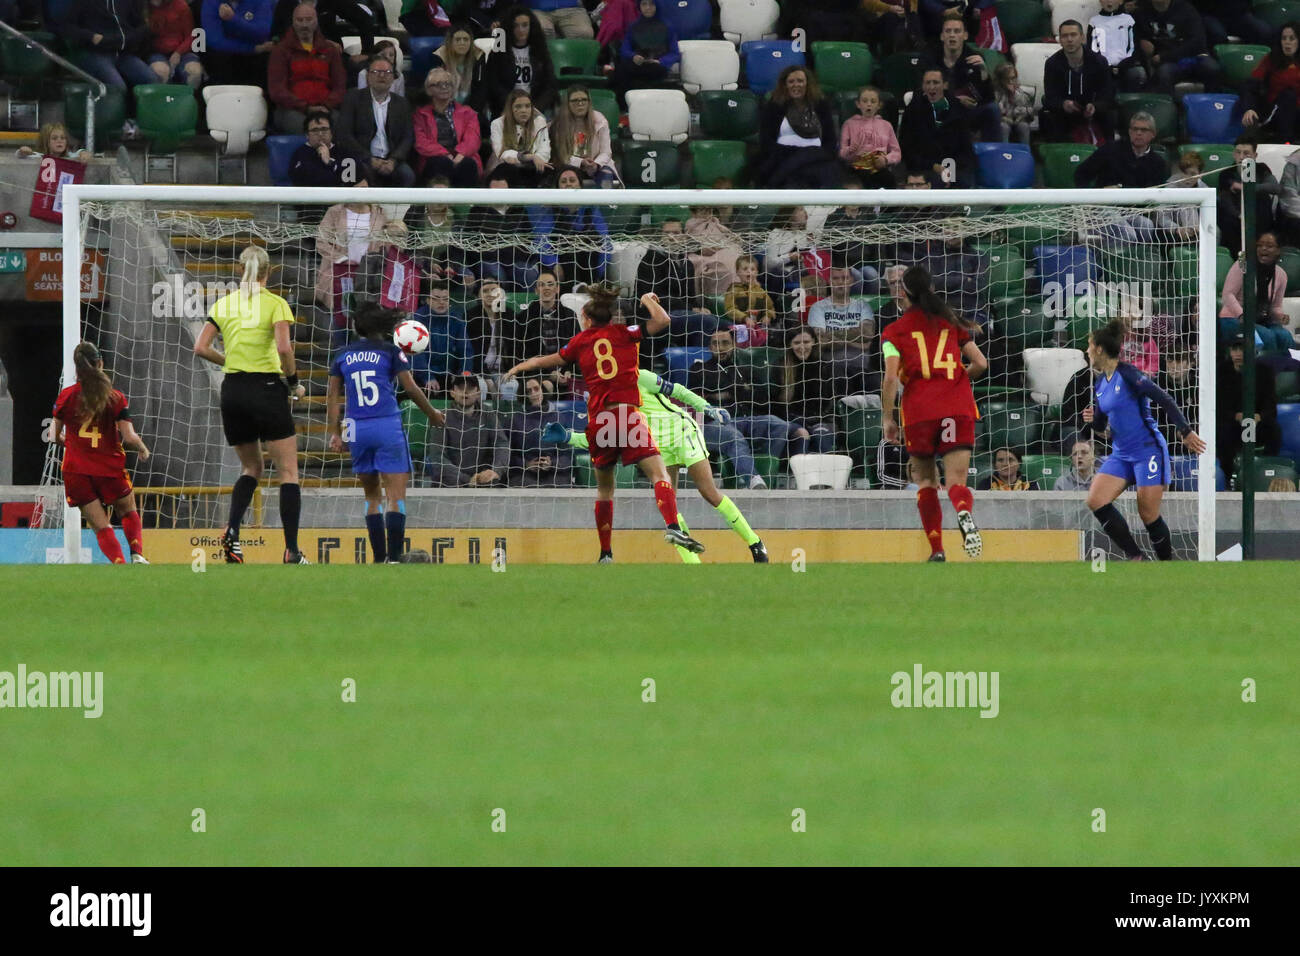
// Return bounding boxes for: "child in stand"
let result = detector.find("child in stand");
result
[993,64,1035,144]
[838,86,900,189]
[722,254,776,348]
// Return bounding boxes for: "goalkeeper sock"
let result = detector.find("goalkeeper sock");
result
[95,526,125,564]
[385,510,406,562]
[917,486,944,555]
[674,513,702,564]
[365,512,386,563]
[595,500,613,553]
[227,474,257,536]
[715,495,760,546]
[1093,503,1143,559]
[120,510,144,556]
[280,482,301,554]
[653,480,680,528]
[947,484,974,516]
[1144,516,1173,561]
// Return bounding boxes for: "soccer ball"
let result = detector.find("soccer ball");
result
[394,320,430,355]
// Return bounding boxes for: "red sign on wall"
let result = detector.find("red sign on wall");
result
[24,248,105,302]
[29,156,84,224]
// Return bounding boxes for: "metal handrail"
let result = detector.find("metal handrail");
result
[0,20,108,153]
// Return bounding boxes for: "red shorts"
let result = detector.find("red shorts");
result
[904,415,976,458]
[586,405,660,470]
[64,470,133,508]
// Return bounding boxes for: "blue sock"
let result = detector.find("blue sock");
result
[365,512,386,563]
[384,510,405,562]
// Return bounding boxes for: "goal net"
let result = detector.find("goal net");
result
[37,185,1216,561]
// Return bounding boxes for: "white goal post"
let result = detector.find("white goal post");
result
[56,184,1218,561]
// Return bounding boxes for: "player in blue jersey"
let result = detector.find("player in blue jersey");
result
[1082,318,1207,560]
[327,301,447,563]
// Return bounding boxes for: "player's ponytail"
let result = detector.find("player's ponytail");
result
[581,281,620,326]
[73,341,112,422]
[1091,317,1126,359]
[902,265,979,333]
[238,245,271,290]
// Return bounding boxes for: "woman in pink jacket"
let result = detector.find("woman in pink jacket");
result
[839,86,901,189]
[413,67,483,187]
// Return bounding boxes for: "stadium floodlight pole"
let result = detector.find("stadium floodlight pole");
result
[1240,160,1258,560]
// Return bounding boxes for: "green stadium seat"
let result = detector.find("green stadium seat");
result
[689,139,748,186]
[620,140,680,187]
[842,406,883,474]
[697,89,760,142]
[874,50,926,99]
[588,88,621,132]
[599,202,642,234]
[981,403,1044,453]
[133,84,198,182]
[978,47,1007,80]
[996,0,1052,44]
[1275,367,1300,401]
[573,452,594,487]
[1038,143,1097,189]
[1279,246,1300,295]
[1,31,54,78]
[986,246,1027,299]
[1168,245,1198,297]
[995,297,1052,351]
[548,38,606,86]
[401,400,432,463]
[811,41,874,92]
[966,451,993,487]
[505,292,536,312]
[1117,92,1177,143]
[1214,44,1270,86]
[1101,243,1168,290]
[64,82,127,136]
[1231,454,1299,491]
[728,204,777,230]
[1020,454,1071,487]
[648,204,691,225]
[1176,144,1233,186]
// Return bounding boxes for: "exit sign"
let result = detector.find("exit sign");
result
[0,251,25,272]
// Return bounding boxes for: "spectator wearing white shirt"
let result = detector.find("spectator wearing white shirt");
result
[337,52,416,187]
[807,265,877,392]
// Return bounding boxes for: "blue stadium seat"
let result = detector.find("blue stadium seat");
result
[266,134,300,187]
[553,407,588,434]
[741,41,805,96]
[1183,93,1242,144]
[664,346,712,385]
[1278,402,1300,462]
[1033,245,1098,289]
[1170,456,1227,492]
[409,36,444,83]
[974,142,1035,188]
[660,0,713,40]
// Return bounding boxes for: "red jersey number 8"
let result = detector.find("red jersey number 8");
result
[594,338,619,380]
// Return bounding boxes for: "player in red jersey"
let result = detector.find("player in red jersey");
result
[505,285,705,560]
[881,266,988,562]
[51,342,152,564]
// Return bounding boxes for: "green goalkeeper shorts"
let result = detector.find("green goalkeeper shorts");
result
[648,409,709,469]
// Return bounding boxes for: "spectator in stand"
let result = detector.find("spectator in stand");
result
[1040,19,1116,145]
[1134,0,1221,96]
[899,69,976,188]
[840,86,902,189]
[722,255,777,349]
[1220,232,1296,349]
[823,181,882,294]
[413,67,482,187]
[464,278,520,383]
[525,0,592,39]
[271,0,379,69]
[430,23,486,108]
[1155,348,1198,444]
[1060,357,1095,453]
[268,4,345,134]
[145,0,203,88]
[778,0,870,46]
[487,89,551,187]
[315,186,388,351]
[508,377,574,487]
[1053,439,1099,491]
[1242,23,1300,146]
[596,0,638,64]
[1276,147,1300,245]
[484,6,557,115]
[1088,0,1141,91]
[1218,333,1282,486]
[612,0,680,109]
[685,205,744,298]
[807,264,877,393]
[779,329,841,454]
[877,264,908,332]
[201,0,275,88]
[353,39,405,96]
[992,64,1035,144]
[551,86,619,187]
[550,168,610,285]
[763,206,815,294]
[757,65,841,190]
[465,174,550,289]
[337,52,416,187]
[15,123,92,162]
[863,0,924,57]
[424,372,510,487]
[1119,314,1160,377]
[1073,111,1167,188]
[924,9,1000,144]
[635,218,716,346]
[515,271,580,397]
[409,281,472,395]
[977,447,1040,490]
[289,109,365,185]
[68,0,155,90]
[1193,0,1268,50]
[1218,137,1281,258]
[1155,150,1210,240]
[420,184,472,291]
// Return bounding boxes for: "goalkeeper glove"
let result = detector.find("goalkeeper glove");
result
[541,422,572,445]
[704,405,731,425]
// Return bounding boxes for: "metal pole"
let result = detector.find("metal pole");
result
[1241,158,1257,560]
[61,191,82,563]
[1197,193,1218,561]
[85,92,96,155]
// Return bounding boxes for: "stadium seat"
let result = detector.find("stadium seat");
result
[588,88,621,131]
[1232,454,1299,491]
[63,82,127,137]
[996,297,1053,351]
[648,204,691,225]
[1034,245,1098,290]
[874,50,926,100]
[1167,245,1199,297]
[842,407,883,475]
[1009,43,1058,109]
[789,454,853,490]
[1279,246,1300,294]
[1276,402,1300,463]
[1275,365,1300,401]
[998,0,1053,44]
[679,40,741,93]
[1183,93,1241,144]
[987,246,1027,299]
[974,142,1035,188]
[1024,347,1088,405]
[741,40,805,96]
[626,89,690,143]
[340,34,401,58]
[1255,142,1295,183]
[0,30,53,80]
[1177,143,1233,186]
[548,38,605,86]
[1039,143,1096,189]
[1257,0,1300,32]
[1169,456,1226,492]
[408,36,444,83]
[697,89,760,141]
[689,140,748,186]
[1217,246,1234,289]
[133,84,198,182]
[811,42,874,93]
[661,0,713,39]
[1116,92,1177,143]
[202,85,267,184]
[266,134,300,187]
[719,0,780,45]
[1051,0,1101,33]
[664,346,711,385]
[981,403,1045,453]
[1214,44,1270,86]
[1020,454,1070,487]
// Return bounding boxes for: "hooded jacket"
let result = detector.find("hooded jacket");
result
[1135,0,1208,62]
[1043,46,1114,112]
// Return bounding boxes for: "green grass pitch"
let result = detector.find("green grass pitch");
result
[1,562,1296,866]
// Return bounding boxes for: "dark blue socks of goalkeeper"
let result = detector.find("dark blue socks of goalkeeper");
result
[1144,516,1173,561]
[365,512,387,563]
[385,505,406,562]
[1092,503,1143,559]
[227,474,258,537]
[280,482,301,555]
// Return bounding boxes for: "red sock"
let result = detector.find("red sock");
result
[121,511,144,556]
[947,484,974,515]
[917,487,944,555]
[594,500,613,553]
[652,480,680,528]
[95,526,125,564]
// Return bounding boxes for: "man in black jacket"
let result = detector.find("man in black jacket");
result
[1040,20,1116,143]
[1218,333,1282,487]
[289,110,366,187]
[899,69,977,188]
[1135,0,1221,95]
[337,53,415,187]
[67,0,155,89]
[1073,111,1167,187]
[923,9,1000,143]
[635,219,718,348]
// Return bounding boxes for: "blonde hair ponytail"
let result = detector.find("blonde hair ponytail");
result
[238,245,270,290]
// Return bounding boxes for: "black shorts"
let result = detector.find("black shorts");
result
[221,373,296,446]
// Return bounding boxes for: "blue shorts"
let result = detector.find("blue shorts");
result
[348,416,412,475]
[1098,444,1170,487]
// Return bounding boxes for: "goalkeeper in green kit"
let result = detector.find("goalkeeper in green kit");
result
[543,369,769,564]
